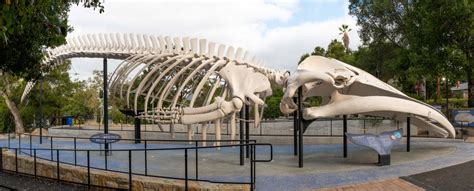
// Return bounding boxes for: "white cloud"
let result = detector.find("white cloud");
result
[67,0,360,80]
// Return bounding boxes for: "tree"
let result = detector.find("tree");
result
[298,39,354,66]
[0,0,104,133]
[404,1,473,106]
[0,0,104,79]
[311,46,326,56]
[298,53,310,64]
[263,87,283,119]
[326,39,347,60]
[349,1,473,106]
[0,75,25,133]
[339,24,351,53]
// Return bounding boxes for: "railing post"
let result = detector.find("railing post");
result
[34,149,37,178]
[105,144,108,170]
[250,144,254,190]
[18,134,21,153]
[29,134,32,155]
[74,138,77,166]
[195,141,198,180]
[56,150,60,182]
[185,148,188,191]
[145,140,148,176]
[87,150,91,189]
[0,147,3,173]
[15,148,18,173]
[129,150,132,191]
[50,137,54,160]
[253,144,256,189]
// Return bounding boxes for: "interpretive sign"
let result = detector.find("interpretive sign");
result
[452,109,474,127]
[90,133,122,144]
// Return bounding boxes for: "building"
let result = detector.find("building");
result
[451,82,468,99]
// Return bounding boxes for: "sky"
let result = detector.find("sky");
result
[67,0,361,81]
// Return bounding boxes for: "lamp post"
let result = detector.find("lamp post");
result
[442,77,449,120]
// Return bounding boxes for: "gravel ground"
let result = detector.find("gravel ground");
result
[0,171,87,191]
[401,160,474,191]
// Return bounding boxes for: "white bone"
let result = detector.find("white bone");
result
[199,39,207,56]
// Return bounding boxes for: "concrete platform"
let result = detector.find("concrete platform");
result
[0,136,472,191]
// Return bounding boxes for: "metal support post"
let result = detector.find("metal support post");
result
[239,109,244,165]
[407,116,411,152]
[445,79,449,121]
[298,87,303,168]
[103,58,109,152]
[293,97,298,156]
[343,115,348,158]
[245,103,250,158]
[134,117,141,143]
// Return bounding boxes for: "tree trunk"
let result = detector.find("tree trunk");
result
[468,68,474,107]
[3,93,24,133]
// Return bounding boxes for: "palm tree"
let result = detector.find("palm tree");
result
[339,24,351,53]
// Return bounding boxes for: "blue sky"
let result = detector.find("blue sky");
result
[68,0,360,81]
[266,0,347,28]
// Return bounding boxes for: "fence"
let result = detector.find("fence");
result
[54,117,470,138]
[1,133,273,190]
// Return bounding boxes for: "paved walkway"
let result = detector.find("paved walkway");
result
[0,171,87,191]
[316,178,423,191]
[1,136,473,190]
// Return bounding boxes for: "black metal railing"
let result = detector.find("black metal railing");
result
[53,117,470,138]
[1,134,273,190]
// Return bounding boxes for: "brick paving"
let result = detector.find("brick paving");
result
[316,178,424,191]
[0,171,87,191]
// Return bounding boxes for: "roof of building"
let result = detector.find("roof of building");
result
[451,82,468,91]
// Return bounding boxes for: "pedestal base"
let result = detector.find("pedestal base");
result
[378,154,390,166]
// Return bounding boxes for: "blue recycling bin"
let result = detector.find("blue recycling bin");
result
[66,116,73,126]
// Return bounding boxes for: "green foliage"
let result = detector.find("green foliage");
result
[262,87,283,119]
[298,53,310,64]
[404,1,471,80]
[426,98,468,109]
[0,0,104,79]
[110,107,127,124]
[311,47,325,56]
[326,39,346,60]
[349,0,473,106]
[299,39,355,65]
[0,61,102,132]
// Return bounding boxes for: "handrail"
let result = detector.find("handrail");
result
[1,133,272,190]
[24,133,257,143]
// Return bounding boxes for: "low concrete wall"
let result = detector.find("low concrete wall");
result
[0,149,249,191]
[49,119,421,145]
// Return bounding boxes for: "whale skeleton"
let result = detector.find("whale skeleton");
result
[21,33,454,146]
[280,56,455,138]
[21,33,286,146]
